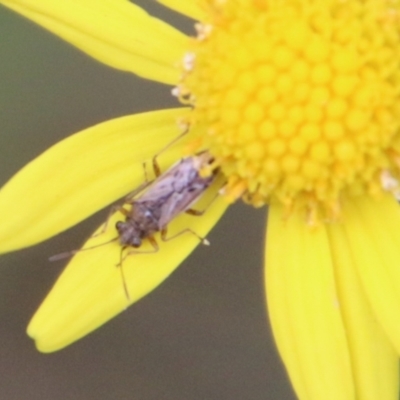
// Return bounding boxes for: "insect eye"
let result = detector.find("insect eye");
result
[132,237,142,248]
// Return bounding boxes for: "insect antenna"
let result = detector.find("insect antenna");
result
[49,236,119,262]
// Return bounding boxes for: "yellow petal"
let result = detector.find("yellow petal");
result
[341,194,400,355]
[266,203,354,400]
[27,189,228,353]
[157,0,205,21]
[327,222,399,400]
[0,108,189,253]
[0,0,188,84]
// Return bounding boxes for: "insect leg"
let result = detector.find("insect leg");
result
[117,236,160,267]
[116,237,160,300]
[117,246,131,301]
[160,227,210,246]
[124,170,153,203]
[185,208,205,216]
[185,188,221,216]
[152,155,162,178]
[151,126,190,177]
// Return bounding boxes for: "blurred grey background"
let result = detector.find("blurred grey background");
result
[0,2,295,399]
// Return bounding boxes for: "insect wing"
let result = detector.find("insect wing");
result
[158,157,216,228]
[136,159,185,205]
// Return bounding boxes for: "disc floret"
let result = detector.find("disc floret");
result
[177,0,400,220]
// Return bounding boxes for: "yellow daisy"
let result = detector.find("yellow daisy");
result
[1,0,400,399]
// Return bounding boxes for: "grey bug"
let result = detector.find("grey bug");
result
[51,150,219,298]
[115,151,216,253]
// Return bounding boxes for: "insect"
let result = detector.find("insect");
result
[115,151,216,255]
[51,149,219,298]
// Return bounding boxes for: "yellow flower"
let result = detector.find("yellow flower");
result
[1,0,400,399]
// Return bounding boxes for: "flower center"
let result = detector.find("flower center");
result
[177,0,400,219]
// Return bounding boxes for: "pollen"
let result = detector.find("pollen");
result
[178,0,400,220]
